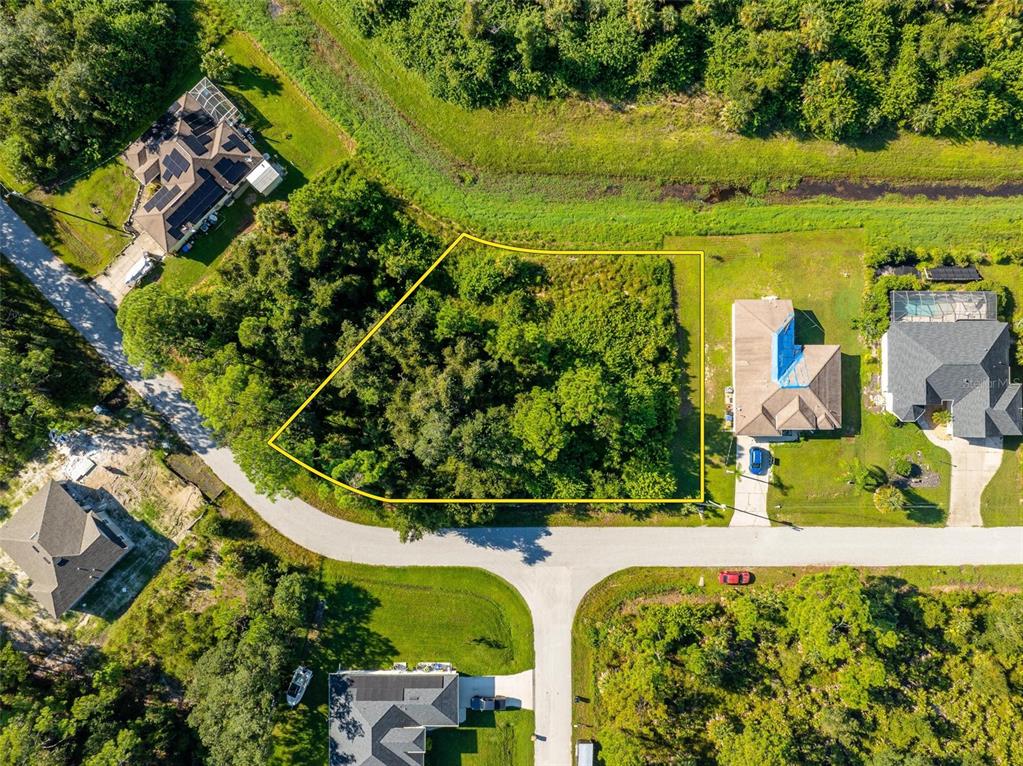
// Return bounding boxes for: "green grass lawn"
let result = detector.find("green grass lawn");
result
[222,32,350,184]
[160,31,350,289]
[429,709,535,766]
[160,195,254,290]
[7,160,135,276]
[572,564,1023,747]
[982,437,1023,526]
[669,229,953,525]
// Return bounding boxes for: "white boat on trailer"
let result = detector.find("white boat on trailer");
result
[286,666,312,706]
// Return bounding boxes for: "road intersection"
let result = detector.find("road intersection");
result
[4,199,1022,766]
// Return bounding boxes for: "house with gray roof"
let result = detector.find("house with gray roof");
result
[882,291,1022,439]
[329,670,459,766]
[0,481,131,617]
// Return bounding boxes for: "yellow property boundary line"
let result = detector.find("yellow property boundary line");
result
[268,233,705,504]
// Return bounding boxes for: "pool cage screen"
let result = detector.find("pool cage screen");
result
[890,290,995,322]
[188,78,240,125]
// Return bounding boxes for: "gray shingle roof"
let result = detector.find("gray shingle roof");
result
[884,304,1022,438]
[329,672,459,766]
[0,481,131,616]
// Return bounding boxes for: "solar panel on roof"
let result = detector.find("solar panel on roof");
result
[353,675,445,702]
[162,148,189,179]
[182,109,215,135]
[925,266,981,282]
[166,169,227,241]
[213,157,248,185]
[143,184,180,212]
[181,133,211,157]
[221,132,250,153]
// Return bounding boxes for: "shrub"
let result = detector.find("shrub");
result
[201,48,235,81]
[840,458,886,492]
[890,453,913,477]
[931,409,952,427]
[801,60,869,141]
[881,411,903,428]
[873,484,907,513]
[864,245,917,271]
[855,274,921,343]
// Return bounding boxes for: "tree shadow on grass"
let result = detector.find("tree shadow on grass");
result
[320,581,397,669]
[430,727,480,762]
[841,353,863,435]
[274,579,396,766]
[6,198,87,278]
[903,488,945,525]
[230,64,283,100]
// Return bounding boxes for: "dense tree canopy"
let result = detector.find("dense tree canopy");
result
[0,0,185,181]
[351,0,1023,141]
[0,632,200,766]
[300,243,681,507]
[1,257,117,483]
[589,568,1023,765]
[186,569,313,766]
[119,163,685,531]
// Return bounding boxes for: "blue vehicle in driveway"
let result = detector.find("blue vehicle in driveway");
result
[748,446,769,476]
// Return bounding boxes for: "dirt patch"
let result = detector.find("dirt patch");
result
[268,0,285,18]
[658,182,707,200]
[586,183,622,199]
[779,178,1023,202]
[660,183,741,203]
[929,583,1022,593]
[891,453,941,490]
[0,556,72,653]
[864,373,886,415]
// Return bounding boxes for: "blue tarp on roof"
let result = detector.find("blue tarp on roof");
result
[771,314,807,388]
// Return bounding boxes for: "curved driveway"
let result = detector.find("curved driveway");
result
[4,199,1023,766]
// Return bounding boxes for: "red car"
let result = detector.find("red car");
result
[718,570,752,585]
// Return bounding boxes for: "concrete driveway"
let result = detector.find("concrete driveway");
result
[5,199,1023,766]
[731,436,772,526]
[458,669,534,721]
[92,231,162,308]
[922,427,1004,526]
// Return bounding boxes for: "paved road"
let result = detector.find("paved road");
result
[5,199,1023,766]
